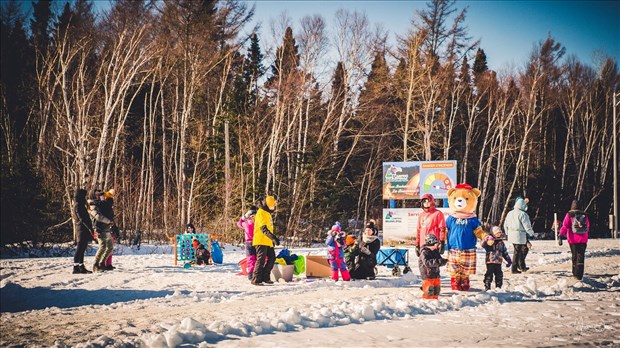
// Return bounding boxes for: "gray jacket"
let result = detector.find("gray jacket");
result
[503,198,534,244]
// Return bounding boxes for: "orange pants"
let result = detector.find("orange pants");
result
[422,278,441,299]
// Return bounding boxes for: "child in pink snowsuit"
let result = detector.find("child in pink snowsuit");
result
[237,207,257,281]
[326,223,350,281]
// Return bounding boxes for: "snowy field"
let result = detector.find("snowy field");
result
[1,239,619,347]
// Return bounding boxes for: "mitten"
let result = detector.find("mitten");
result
[526,241,532,249]
[483,235,495,246]
[274,237,281,246]
[558,238,563,246]
[415,246,420,257]
[93,231,99,240]
[506,260,512,268]
[360,246,371,255]
[439,241,445,254]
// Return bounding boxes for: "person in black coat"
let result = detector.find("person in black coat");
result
[350,221,381,280]
[73,188,94,274]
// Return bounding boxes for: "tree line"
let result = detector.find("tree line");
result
[1,0,618,247]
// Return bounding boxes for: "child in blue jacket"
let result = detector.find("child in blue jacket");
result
[481,226,512,290]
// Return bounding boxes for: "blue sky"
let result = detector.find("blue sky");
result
[251,0,619,71]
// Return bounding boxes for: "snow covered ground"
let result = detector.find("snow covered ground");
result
[1,239,619,347]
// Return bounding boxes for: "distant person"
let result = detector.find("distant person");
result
[252,196,279,286]
[418,234,447,299]
[185,223,196,234]
[559,200,590,280]
[416,193,447,257]
[504,197,534,274]
[100,189,118,271]
[237,206,257,280]
[481,226,512,290]
[87,188,114,272]
[72,188,94,274]
[326,223,350,281]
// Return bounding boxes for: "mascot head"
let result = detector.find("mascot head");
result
[447,183,481,214]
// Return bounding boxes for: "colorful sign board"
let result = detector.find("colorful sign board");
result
[382,208,451,245]
[383,160,457,200]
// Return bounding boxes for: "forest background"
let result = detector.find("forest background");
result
[1,0,618,248]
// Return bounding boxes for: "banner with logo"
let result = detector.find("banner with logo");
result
[383,161,456,200]
[382,208,451,245]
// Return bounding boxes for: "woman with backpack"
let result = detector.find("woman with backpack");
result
[559,200,590,280]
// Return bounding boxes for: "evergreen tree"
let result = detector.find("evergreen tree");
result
[269,26,300,83]
[31,0,52,53]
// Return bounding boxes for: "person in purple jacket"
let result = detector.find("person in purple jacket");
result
[559,199,590,280]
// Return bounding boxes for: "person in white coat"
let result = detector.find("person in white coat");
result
[503,197,534,274]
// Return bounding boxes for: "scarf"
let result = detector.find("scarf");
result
[451,211,476,219]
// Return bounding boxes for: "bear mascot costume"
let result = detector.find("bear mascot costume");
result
[445,183,486,291]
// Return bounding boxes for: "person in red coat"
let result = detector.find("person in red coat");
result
[416,193,447,256]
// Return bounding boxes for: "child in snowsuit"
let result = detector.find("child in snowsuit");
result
[100,189,118,271]
[326,224,350,281]
[192,237,211,265]
[481,226,512,290]
[237,207,257,280]
[418,234,447,299]
[88,189,114,272]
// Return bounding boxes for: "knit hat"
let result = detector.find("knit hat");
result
[244,208,256,219]
[104,189,115,198]
[425,234,439,246]
[570,199,579,211]
[491,226,502,236]
[331,224,341,232]
[345,235,356,246]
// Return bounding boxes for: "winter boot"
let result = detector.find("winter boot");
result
[79,264,92,274]
[450,277,459,290]
[104,264,115,271]
[341,269,351,281]
[332,270,340,281]
[92,263,105,273]
[73,265,81,274]
[461,277,470,291]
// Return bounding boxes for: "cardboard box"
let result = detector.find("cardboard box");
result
[305,255,332,278]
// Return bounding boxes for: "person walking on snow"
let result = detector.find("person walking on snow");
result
[481,226,512,290]
[237,206,257,281]
[559,199,590,280]
[252,196,279,286]
[504,197,534,274]
[416,193,447,256]
[88,189,114,272]
[72,188,95,274]
[326,223,351,281]
[418,234,447,299]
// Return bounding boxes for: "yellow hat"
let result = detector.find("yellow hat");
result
[265,196,276,210]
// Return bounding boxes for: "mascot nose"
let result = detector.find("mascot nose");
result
[455,198,466,206]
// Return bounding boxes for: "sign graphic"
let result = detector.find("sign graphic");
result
[383,161,456,200]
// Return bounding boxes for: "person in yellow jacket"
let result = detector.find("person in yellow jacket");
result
[252,195,279,285]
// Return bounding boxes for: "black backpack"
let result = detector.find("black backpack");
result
[571,214,588,234]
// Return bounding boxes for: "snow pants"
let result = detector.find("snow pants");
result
[569,243,587,280]
[512,244,528,272]
[94,232,113,266]
[253,245,275,284]
[484,263,503,289]
[245,242,257,280]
